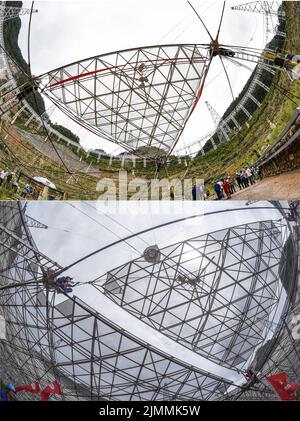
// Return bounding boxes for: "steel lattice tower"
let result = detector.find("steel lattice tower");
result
[232,1,286,41]
[0,5,38,22]
[205,101,231,144]
[231,1,284,17]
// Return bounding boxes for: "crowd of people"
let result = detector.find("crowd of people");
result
[0,168,43,198]
[155,155,166,174]
[0,168,19,192]
[214,166,262,200]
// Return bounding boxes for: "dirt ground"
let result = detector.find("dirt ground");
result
[231,170,300,200]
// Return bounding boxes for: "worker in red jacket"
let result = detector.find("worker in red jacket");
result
[222,178,231,199]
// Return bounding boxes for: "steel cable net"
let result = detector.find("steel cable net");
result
[0,202,299,401]
[40,45,210,156]
[97,220,293,369]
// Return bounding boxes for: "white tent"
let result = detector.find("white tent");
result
[33,177,56,190]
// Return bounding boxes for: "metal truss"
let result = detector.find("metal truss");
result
[95,219,296,373]
[0,4,38,22]
[179,2,287,157]
[0,203,238,401]
[227,202,300,399]
[218,62,276,140]
[1,287,242,401]
[40,45,211,157]
[24,215,48,230]
[231,1,285,17]
[38,43,292,158]
[0,2,295,162]
[0,202,65,399]
[175,130,214,156]
[0,203,59,280]
[232,1,286,46]
[0,203,299,400]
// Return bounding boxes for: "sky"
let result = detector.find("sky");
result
[17,0,269,154]
[26,200,289,386]
[28,200,286,283]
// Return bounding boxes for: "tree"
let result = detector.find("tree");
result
[50,123,80,143]
[3,2,46,116]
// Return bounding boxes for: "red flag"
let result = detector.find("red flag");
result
[15,382,40,394]
[40,380,62,401]
[266,373,300,401]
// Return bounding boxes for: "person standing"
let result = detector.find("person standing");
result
[236,173,243,190]
[0,169,8,186]
[214,181,222,200]
[0,384,17,401]
[257,167,263,180]
[242,169,249,188]
[222,178,231,199]
[245,166,254,185]
[229,176,236,194]
[217,179,224,198]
